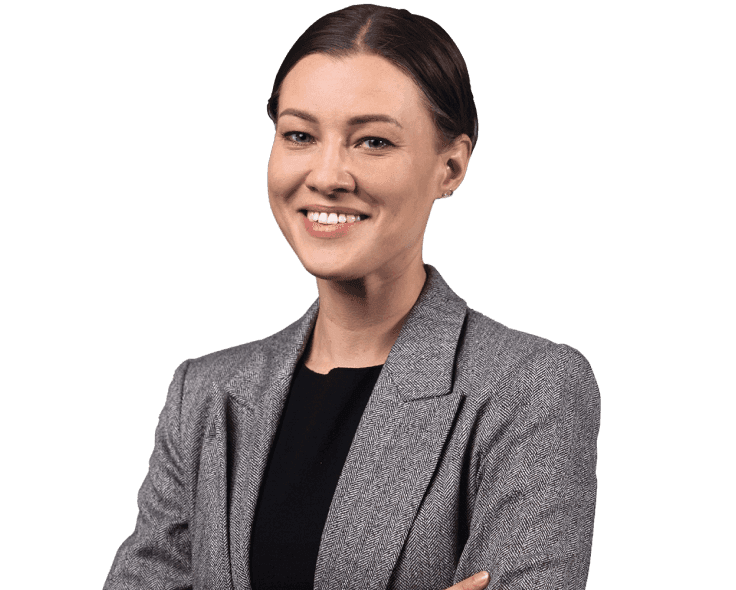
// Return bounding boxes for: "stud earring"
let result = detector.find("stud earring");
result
[441,190,454,198]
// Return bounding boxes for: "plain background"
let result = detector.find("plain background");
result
[1,1,734,588]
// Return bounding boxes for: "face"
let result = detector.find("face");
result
[268,52,453,283]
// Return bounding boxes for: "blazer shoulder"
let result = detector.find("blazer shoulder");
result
[466,308,580,362]
[460,308,596,401]
[177,312,312,399]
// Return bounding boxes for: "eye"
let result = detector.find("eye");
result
[283,131,314,144]
[358,137,393,150]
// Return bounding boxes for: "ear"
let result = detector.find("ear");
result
[437,134,473,198]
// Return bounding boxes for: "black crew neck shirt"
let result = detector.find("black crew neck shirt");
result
[250,359,383,590]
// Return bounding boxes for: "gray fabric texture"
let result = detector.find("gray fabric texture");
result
[104,265,601,590]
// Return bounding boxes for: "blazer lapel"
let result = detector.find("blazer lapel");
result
[313,265,468,590]
[224,300,320,590]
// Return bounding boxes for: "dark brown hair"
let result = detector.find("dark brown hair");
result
[266,4,478,152]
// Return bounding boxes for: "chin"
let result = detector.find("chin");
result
[295,249,370,283]
[300,260,366,282]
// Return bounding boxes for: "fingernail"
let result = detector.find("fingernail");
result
[474,571,489,583]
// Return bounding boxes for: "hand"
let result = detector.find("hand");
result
[445,571,490,590]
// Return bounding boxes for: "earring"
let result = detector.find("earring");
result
[441,190,454,198]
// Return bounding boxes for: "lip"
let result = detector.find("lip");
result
[298,204,370,218]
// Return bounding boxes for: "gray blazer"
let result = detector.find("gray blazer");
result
[104,265,600,590]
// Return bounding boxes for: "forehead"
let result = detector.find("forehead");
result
[278,53,429,125]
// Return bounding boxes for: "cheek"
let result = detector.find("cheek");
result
[267,146,302,203]
[362,156,435,214]
[358,156,414,199]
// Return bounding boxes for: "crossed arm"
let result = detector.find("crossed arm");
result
[104,344,600,590]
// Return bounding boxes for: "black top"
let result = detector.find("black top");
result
[250,359,383,590]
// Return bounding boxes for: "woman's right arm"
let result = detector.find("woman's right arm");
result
[103,361,193,590]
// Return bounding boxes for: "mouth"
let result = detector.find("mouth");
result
[299,209,370,238]
[299,209,370,226]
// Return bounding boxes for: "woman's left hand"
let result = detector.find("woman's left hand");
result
[443,570,490,590]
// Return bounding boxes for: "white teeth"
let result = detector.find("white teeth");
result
[305,211,365,224]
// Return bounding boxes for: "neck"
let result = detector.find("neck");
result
[304,258,427,374]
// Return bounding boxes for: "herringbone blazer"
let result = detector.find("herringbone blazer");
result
[104,265,601,590]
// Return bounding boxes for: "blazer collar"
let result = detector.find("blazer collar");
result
[234,264,467,404]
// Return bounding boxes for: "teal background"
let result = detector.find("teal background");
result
[1,2,733,588]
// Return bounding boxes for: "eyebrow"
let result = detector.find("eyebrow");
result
[278,108,402,129]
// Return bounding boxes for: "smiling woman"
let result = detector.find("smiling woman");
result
[268,52,470,295]
[104,5,600,590]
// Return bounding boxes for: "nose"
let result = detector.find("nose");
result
[305,140,356,195]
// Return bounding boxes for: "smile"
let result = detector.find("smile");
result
[300,210,369,238]
[304,210,366,224]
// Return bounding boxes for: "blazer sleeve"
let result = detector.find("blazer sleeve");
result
[104,360,193,590]
[454,344,601,590]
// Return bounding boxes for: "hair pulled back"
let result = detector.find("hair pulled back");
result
[267,4,478,152]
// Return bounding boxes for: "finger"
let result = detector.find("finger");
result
[447,570,490,590]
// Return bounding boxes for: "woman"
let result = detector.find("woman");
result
[104,5,600,590]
